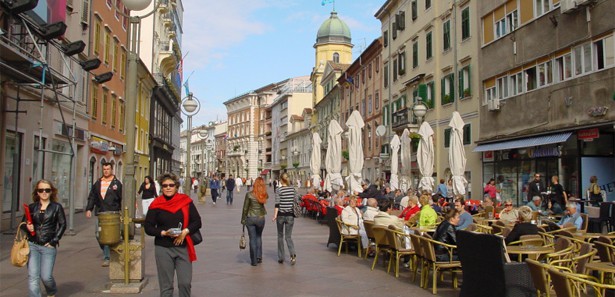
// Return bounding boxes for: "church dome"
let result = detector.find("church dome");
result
[316,11,351,45]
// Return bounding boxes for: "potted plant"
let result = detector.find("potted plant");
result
[280,164,287,170]
[410,132,421,151]
[233,145,240,151]
[463,88,471,97]
[342,150,349,160]
[443,94,451,103]
[292,162,299,168]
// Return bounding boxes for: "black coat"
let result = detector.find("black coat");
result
[358,185,382,199]
[226,178,236,191]
[434,220,457,254]
[505,222,539,245]
[86,176,123,214]
[527,180,543,202]
[22,202,66,247]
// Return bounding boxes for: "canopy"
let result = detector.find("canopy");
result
[345,110,364,193]
[417,121,435,193]
[389,134,400,191]
[324,120,343,192]
[400,129,412,192]
[310,132,322,190]
[448,111,467,195]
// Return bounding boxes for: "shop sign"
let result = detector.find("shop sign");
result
[528,147,561,158]
[577,128,599,141]
[483,151,494,162]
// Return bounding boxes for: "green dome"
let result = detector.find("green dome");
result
[316,12,351,45]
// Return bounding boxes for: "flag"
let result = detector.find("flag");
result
[344,73,354,88]
[321,0,334,6]
[183,80,190,95]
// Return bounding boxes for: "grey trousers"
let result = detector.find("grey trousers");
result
[155,245,192,297]
[276,215,296,260]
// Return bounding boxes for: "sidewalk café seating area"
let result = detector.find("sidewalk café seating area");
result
[316,196,615,296]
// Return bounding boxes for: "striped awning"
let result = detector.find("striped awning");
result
[473,132,572,152]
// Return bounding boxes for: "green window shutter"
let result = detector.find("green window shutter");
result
[467,65,471,96]
[418,84,428,105]
[464,124,471,145]
[449,73,455,103]
[459,70,464,97]
[444,128,451,148]
[440,77,445,105]
[429,82,435,108]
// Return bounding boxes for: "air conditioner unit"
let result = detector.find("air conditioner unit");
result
[487,98,501,111]
[560,0,579,14]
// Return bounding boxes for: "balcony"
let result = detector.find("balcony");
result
[392,108,409,129]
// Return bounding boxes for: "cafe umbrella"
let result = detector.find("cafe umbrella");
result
[400,128,412,192]
[310,132,323,190]
[448,111,468,195]
[417,121,435,193]
[345,110,365,193]
[389,134,401,191]
[324,120,344,192]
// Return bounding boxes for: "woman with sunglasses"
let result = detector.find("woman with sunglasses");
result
[499,199,519,224]
[145,173,202,297]
[22,179,66,297]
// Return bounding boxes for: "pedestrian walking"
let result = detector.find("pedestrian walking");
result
[209,175,220,205]
[225,174,236,205]
[272,172,298,265]
[192,178,199,194]
[241,177,268,266]
[85,162,122,267]
[138,176,158,217]
[144,173,202,297]
[22,179,66,297]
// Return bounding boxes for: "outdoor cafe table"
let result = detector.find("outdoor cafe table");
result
[573,232,615,242]
[506,245,554,262]
[585,262,615,284]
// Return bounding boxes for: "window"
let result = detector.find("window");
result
[411,0,417,20]
[574,43,593,76]
[396,11,406,30]
[333,52,340,63]
[412,40,418,68]
[495,18,507,39]
[383,30,388,47]
[384,63,389,88]
[485,86,496,103]
[362,68,366,83]
[398,52,406,75]
[443,20,451,51]
[555,53,573,82]
[119,100,125,132]
[441,73,454,105]
[393,59,398,81]
[506,11,519,32]
[392,23,397,40]
[367,125,372,151]
[94,21,101,55]
[525,66,537,91]
[104,31,111,64]
[537,61,553,87]
[444,124,471,147]
[426,81,435,108]
[113,40,119,72]
[510,72,523,95]
[461,7,470,40]
[535,0,552,17]
[459,65,471,97]
[426,0,431,10]
[426,31,433,60]
[111,95,117,128]
[368,95,373,114]
[375,91,380,109]
[368,62,372,78]
[102,89,108,125]
[91,83,98,118]
[595,36,615,70]
[120,49,126,79]
[496,76,508,99]
[375,56,380,73]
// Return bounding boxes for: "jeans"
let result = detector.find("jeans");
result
[246,216,265,265]
[95,217,111,260]
[28,242,58,297]
[276,215,296,260]
[226,189,234,205]
[211,189,218,203]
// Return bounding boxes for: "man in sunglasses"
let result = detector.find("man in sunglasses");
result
[85,162,123,267]
[527,173,543,203]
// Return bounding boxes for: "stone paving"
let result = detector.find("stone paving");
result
[0,187,460,296]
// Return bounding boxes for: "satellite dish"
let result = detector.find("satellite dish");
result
[375,125,386,136]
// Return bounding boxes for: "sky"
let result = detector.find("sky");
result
[180,0,383,127]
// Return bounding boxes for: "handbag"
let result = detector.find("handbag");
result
[11,222,30,267]
[293,199,302,218]
[239,225,246,250]
[191,229,203,245]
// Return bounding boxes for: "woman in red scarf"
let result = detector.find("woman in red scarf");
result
[145,173,202,297]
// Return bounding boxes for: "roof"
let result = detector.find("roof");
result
[316,11,352,45]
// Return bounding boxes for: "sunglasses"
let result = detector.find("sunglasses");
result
[161,183,176,188]
[505,204,513,206]
[37,188,52,193]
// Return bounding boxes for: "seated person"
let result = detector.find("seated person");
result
[399,189,412,210]
[333,197,344,216]
[363,198,379,221]
[341,196,368,249]
[431,195,443,213]
[526,196,548,215]
[557,202,583,230]
[399,196,420,221]
[454,196,474,230]
[418,194,437,228]
[477,196,495,216]
[499,199,519,224]
[433,208,461,261]
[505,206,539,245]
[373,198,404,230]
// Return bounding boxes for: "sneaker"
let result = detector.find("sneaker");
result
[102,259,110,267]
[257,258,262,263]
[290,255,296,266]
[278,259,284,264]
[213,202,216,205]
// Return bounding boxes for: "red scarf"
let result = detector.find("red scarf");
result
[149,193,197,262]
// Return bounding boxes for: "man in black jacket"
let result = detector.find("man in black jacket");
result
[527,173,543,203]
[85,162,122,267]
[226,174,236,205]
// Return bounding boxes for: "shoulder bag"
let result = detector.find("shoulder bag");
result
[11,222,30,267]
[239,225,246,250]
[293,188,302,218]
[191,229,203,245]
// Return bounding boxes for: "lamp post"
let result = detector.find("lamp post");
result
[410,97,428,188]
[181,93,201,194]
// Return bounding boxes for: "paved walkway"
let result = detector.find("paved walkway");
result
[1,187,459,296]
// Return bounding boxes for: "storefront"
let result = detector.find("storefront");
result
[475,125,615,206]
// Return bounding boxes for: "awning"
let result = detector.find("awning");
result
[260,169,270,175]
[473,132,572,152]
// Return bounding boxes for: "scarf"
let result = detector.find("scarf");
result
[149,193,197,262]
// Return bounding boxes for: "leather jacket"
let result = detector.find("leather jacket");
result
[433,220,457,254]
[241,192,267,225]
[22,202,66,247]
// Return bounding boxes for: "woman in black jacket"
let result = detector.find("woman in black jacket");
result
[138,176,158,216]
[433,208,460,261]
[22,179,66,297]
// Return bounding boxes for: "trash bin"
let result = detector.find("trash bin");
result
[98,211,121,245]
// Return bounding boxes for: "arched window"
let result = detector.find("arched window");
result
[333,52,340,63]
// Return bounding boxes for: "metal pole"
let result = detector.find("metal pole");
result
[123,16,140,230]
[185,114,192,194]
[453,0,459,111]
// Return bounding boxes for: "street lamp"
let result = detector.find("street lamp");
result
[181,93,201,194]
[409,97,428,188]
